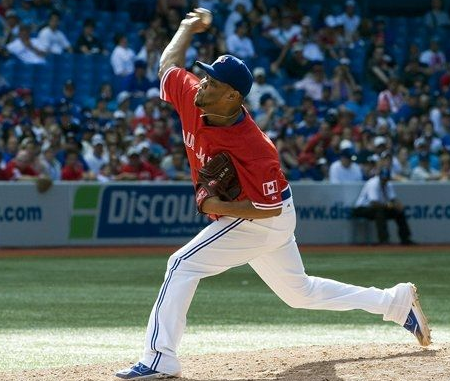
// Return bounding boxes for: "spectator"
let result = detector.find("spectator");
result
[2,150,38,180]
[61,149,91,181]
[353,168,415,245]
[295,152,323,180]
[267,12,301,49]
[366,46,394,92]
[394,91,421,123]
[419,37,446,73]
[291,62,329,101]
[225,21,255,60]
[115,91,133,120]
[121,60,152,97]
[16,0,39,32]
[403,57,430,89]
[2,135,19,162]
[295,109,319,140]
[55,80,82,118]
[410,152,441,181]
[330,59,357,103]
[344,86,371,124]
[0,10,20,45]
[110,34,136,76]
[224,3,247,36]
[136,38,161,85]
[75,18,106,55]
[0,0,13,18]
[409,137,440,170]
[247,67,285,112]
[271,42,311,80]
[337,0,360,43]
[6,24,46,64]
[253,94,279,133]
[98,82,117,111]
[377,77,406,114]
[395,147,412,179]
[38,140,61,180]
[423,120,443,153]
[315,85,337,119]
[424,0,450,30]
[83,134,108,175]
[37,11,72,54]
[161,150,191,180]
[120,146,167,180]
[329,141,363,183]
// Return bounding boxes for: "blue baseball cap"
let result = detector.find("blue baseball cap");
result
[195,55,253,97]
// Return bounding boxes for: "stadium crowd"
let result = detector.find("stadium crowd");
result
[0,0,450,183]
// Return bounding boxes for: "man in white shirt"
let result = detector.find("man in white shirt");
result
[410,152,441,181]
[6,24,46,64]
[37,11,72,54]
[83,134,108,175]
[110,34,136,76]
[225,21,255,60]
[353,168,414,245]
[267,13,301,48]
[424,0,450,30]
[419,37,446,73]
[247,67,285,111]
[338,0,360,42]
[329,147,363,183]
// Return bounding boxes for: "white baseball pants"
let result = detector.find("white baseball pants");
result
[141,193,413,376]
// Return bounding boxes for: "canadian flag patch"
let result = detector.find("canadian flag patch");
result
[262,180,278,196]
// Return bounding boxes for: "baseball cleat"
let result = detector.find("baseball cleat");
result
[115,362,179,379]
[403,284,432,347]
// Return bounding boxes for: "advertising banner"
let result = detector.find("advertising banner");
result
[1,182,449,247]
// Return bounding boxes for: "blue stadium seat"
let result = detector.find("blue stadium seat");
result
[96,11,113,27]
[0,59,17,83]
[14,63,35,88]
[53,53,75,76]
[74,54,95,73]
[33,82,53,107]
[114,11,130,25]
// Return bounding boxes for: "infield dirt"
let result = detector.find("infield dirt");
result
[2,343,448,381]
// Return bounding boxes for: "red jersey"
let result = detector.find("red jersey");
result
[120,161,167,181]
[61,164,83,181]
[3,160,37,180]
[161,67,288,210]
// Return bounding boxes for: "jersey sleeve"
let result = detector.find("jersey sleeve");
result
[160,66,199,114]
[239,158,285,210]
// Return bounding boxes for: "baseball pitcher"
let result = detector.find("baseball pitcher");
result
[116,9,431,380]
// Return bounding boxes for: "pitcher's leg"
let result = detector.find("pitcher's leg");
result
[142,217,265,375]
[249,237,412,325]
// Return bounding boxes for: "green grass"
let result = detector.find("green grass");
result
[0,249,449,370]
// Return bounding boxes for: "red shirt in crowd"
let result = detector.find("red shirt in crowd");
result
[61,164,84,181]
[120,161,167,180]
[2,160,37,180]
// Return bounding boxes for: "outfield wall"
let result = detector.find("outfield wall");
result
[0,182,449,247]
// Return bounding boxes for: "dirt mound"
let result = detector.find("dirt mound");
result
[2,343,448,381]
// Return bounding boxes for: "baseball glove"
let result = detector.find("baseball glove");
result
[195,152,241,213]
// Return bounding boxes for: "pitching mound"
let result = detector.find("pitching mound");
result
[2,343,448,381]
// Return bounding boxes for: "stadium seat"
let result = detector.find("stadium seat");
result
[14,63,35,88]
[0,59,17,83]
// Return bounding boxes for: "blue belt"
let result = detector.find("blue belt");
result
[281,187,291,201]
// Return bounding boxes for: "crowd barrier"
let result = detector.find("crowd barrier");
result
[0,182,449,247]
